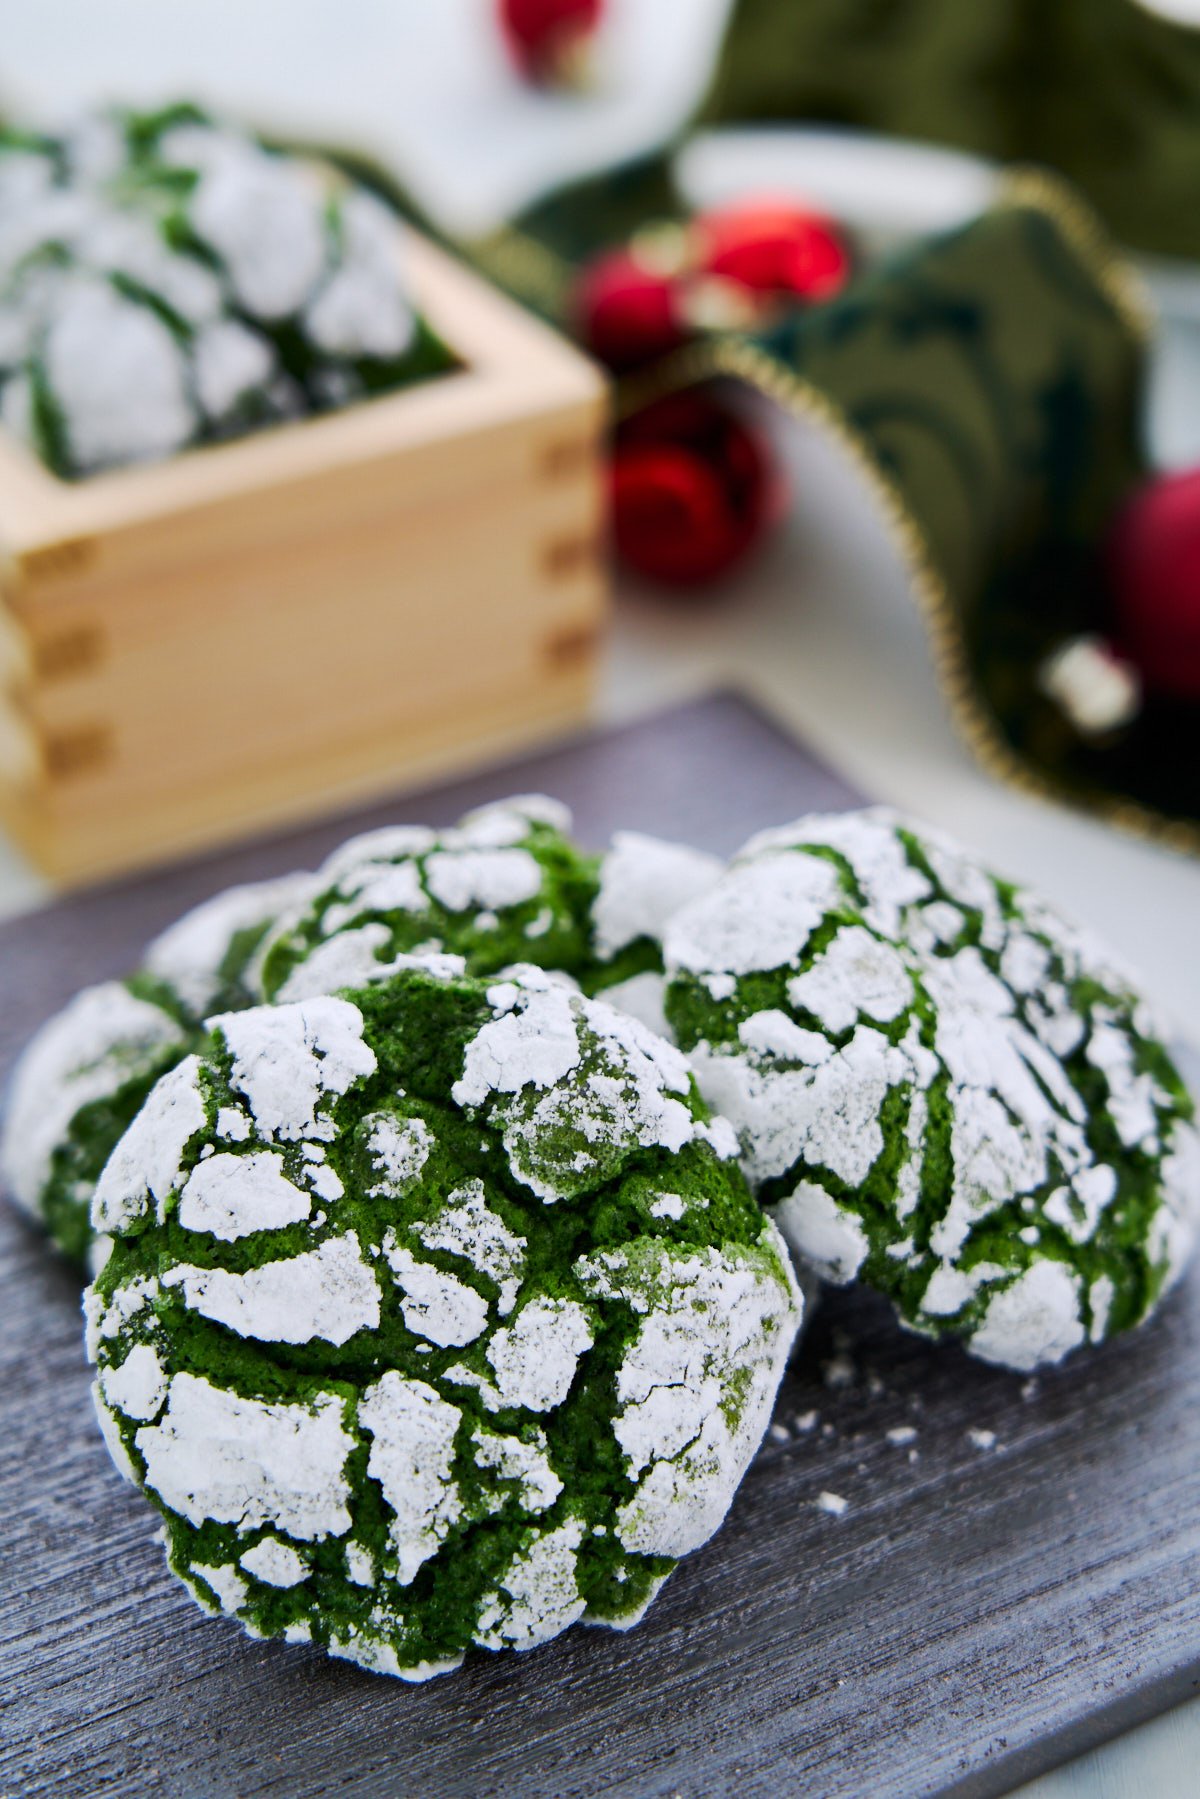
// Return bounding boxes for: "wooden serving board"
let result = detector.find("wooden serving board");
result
[2,692,1199,1799]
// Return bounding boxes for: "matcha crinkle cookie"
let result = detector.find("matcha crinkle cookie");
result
[580,831,724,1038]
[0,103,449,479]
[86,963,801,1678]
[143,869,319,1021]
[0,870,313,1265]
[662,807,1200,1372]
[257,797,599,1002]
[1,979,190,1268]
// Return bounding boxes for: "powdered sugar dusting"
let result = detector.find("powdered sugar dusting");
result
[473,1517,587,1651]
[164,1232,380,1345]
[413,1180,526,1316]
[787,927,913,1034]
[484,1297,594,1411]
[592,833,723,961]
[382,1237,489,1347]
[240,1536,309,1588]
[100,1343,167,1422]
[772,1181,870,1283]
[177,1150,312,1240]
[358,1373,462,1584]
[472,1426,562,1512]
[693,1025,910,1189]
[92,1055,208,1236]
[576,1229,801,1557]
[666,855,842,977]
[453,981,581,1109]
[599,971,672,1040]
[363,1113,433,1198]
[144,873,316,1017]
[135,1373,354,1538]
[424,847,543,914]
[214,998,375,1143]
[969,1263,1086,1371]
[2,981,187,1218]
[456,981,713,1204]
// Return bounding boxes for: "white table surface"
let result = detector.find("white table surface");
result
[3,6,1200,1791]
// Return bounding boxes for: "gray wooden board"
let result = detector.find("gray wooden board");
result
[2,691,1198,1799]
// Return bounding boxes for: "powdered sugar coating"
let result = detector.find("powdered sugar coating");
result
[772,1182,870,1283]
[358,1374,463,1584]
[176,1150,312,1241]
[474,1517,588,1651]
[313,185,412,341]
[92,1055,208,1237]
[259,797,595,1003]
[423,848,544,914]
[665,807,1199,1369]
[969,1263,1086,1372]
[668,855,843,978]
[240,1536,309,1589]
[88,961,795,1678]
[143,871,317,1020]
[134,1374,355,1539]
[0,106,439,481]
[591,833,723,962]
[100,1343,168,1422]
[576,1226,801,1557]
[213,997,376,1144]
[1,981,189,1251]
[163,1232,381,1346]
[363,1113,433,1197]
[412,1179,526,1316]
[382,1238,490,1347]
[597,971,673,1040]
[472,1427,562,1512]
[44,278,193,470]
[484,1298,594,1411]
[453,979,734,1204]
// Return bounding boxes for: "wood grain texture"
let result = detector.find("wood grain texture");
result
[2,692,1198,1799]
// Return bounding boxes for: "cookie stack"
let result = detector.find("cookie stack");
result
[0,104,447,479]
[3,796,1196,1679]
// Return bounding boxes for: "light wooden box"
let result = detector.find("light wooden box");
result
[0,232,609,885]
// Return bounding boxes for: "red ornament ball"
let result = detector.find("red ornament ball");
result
[610,391,775,587]
[572,247,688,372]
[695,199,852,306]
[1106,466,1200,699]
[498,0,604,84]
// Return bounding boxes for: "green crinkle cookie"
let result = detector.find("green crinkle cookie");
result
[257,797,601,1002]
[0,872,313,1265]
[0,103,451,480]
[86,963,800,1680]
[663,807,1200,1373]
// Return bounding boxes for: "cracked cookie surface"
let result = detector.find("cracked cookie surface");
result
[663,808,1200,1371]
[87,963,800,1679]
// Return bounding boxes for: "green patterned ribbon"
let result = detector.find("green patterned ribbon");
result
[466,159,1200,852]
[704,0,1200,264]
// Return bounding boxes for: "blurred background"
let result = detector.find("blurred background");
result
[3,5,1200,1791]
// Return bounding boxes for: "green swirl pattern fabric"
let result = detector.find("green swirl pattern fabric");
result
[704,0,1200,263]
[466,162,1200,847]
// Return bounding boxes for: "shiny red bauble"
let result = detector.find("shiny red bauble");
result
[573,197,853,374]
[610,392,774,586]
[695,199,852,306]
[498,0,604,84]
[1106,466,1200,699]
[573,247,688,373]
